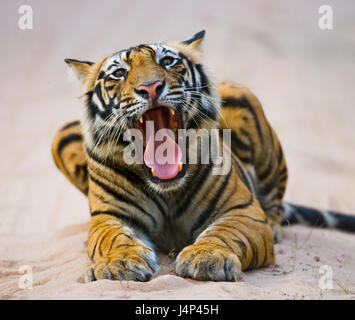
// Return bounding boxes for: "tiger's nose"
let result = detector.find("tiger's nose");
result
[135,80,164,103]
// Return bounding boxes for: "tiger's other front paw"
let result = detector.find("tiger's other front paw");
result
[269,221,282,243]
[83,244,159,282]
[175,244,242,281]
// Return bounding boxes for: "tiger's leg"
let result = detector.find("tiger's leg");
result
[176,171,275,281]
[52,122,159,281]
[83,157,160,282]
[51,120,89,195]
[218,82,288,242]
[84,213,159,282]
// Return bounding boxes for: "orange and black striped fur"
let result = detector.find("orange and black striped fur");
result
[52,31,355,282]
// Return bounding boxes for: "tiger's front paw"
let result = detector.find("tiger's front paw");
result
[175,244,242,281]
[268,221,282,243]
[84,244,159,282]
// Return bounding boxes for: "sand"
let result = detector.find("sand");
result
[0,0,354,299]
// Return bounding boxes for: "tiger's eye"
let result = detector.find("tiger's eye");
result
[113,68,126,78]
[161,56,174,66]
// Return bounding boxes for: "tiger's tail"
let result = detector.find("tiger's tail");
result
[281,203,355,233]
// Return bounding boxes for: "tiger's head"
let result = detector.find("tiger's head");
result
[66,31,221,191]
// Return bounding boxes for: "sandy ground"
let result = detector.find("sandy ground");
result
[0,0,354,299]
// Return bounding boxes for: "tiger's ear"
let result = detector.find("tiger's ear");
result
[64,58,94,83]
[182,30,206,50]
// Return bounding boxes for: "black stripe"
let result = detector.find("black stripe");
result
[195,64,210,95]
[237,155,253,164]
[90,242,97,260]
[108,234,118,254]
[114,243,136,249]
[91,210,151,236]
[74,164,87,180]
[222,96,263,143]
[120,97,132,103]
[213,222,259,269]
[257,125,275,181]
[204,234,235,253]
[209,227,248,259]
[190,169,232,238]
[87,149,144,184]
[237,218,266,268]
[231,154,253,192]
[65,58,93,66]
[105,85,115,91]
[90,227,109,260]
[282,204,328,228]
[161,47,175,55]
[107,64,119,71]
[60,120,80,131]
[166,90,183,96]
[232,214,266,224]
[89,220,110,239]
[136,44,156,57]
[186,115,201,130]
[89,175,157,229]
[277,143,284,167]
[97,71,105,80]
[258,150,286,196]
[183,30,205,45]
[91,175,136,201]
[242,129,255,161]
[261,234,268,266]
[237,227,259,269]
[85,91,99,119]
[87,150,167,217]
[228,130,250,151]
[124,49,132,63]
[262,192,284,211]
[123,102,138,109]
[279,172,287,183]
[94,83,105,107]
[258,158,274,181]
[57,133,82,155]
[221,195,254,215]
[232,239,247,259]
[173,163,213,219]
[98,229,114,256]
[108,232,133,254]
[169,85,181,90]
[179,52,196,89]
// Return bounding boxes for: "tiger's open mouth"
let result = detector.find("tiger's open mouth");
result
[133,106,187,183]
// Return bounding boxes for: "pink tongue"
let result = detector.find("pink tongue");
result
[144,128,182,180]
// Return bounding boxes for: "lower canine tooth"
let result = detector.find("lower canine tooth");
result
[178,163,183,172]
[151,169,157,177]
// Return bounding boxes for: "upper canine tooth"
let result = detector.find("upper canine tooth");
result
[139,116,143,124]
[169,108,175,116]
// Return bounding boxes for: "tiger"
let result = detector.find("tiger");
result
[52,31,355,282]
